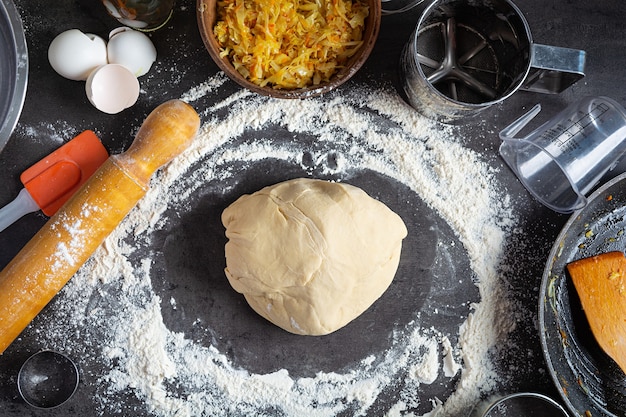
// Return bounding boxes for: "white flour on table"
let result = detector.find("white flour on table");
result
[30,73,518,417]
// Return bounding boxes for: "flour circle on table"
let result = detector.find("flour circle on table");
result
[30,76,517,417]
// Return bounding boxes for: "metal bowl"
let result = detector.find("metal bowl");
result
[196,0,381,99]
[469,392,569,417]
[17,350,79,409]
[539,172,626,417]
[0,0,28,153]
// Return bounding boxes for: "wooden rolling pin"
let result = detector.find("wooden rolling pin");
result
[0,100,200,354]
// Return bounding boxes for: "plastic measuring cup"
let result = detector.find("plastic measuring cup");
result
[499,96,626,213]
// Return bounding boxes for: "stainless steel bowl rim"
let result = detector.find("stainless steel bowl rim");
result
[0,0,28,154]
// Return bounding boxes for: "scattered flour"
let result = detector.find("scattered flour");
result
[441,337,461,378]
[31,74,518,416]
[408,335,439,385]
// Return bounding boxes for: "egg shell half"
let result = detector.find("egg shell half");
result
[48,29,108,81]
[85,64,140,114]
[107,27,157,77]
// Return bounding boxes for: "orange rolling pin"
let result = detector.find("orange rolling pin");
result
[0,100,200,354]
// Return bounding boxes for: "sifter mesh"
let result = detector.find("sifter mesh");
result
[414,0,531,105]
[417,20,500,104]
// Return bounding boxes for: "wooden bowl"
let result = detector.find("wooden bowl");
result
[197,0,381,99]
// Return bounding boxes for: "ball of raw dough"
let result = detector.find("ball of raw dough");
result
[221,178,408,336]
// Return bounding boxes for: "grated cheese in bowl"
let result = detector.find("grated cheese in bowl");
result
[213,0,370,89]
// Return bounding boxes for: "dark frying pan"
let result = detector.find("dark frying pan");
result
[539,172,626,417]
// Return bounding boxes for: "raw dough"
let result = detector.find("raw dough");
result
[221,178,408,335]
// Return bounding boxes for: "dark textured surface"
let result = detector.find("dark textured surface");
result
[0,0,625,415]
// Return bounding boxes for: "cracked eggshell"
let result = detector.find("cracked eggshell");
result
[85,64,140,114]
[107,27,157,77]
[48,29,108,81]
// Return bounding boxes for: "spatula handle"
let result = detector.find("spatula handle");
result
[0,188,40,233]
[0,100,200,354]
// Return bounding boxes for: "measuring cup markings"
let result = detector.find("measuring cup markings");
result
[553,102,610,145]
[523,103,620,181]
[539,106,608,152]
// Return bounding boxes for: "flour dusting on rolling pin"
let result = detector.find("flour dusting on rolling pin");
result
[0,100,200,354]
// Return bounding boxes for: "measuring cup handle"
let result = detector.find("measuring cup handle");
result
[520,44,586,94]
[499,104,542,141]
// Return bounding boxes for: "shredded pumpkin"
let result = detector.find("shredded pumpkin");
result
[213,0,369,89]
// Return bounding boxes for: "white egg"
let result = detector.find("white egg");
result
[85,64,140,114]
[107,27,157,77]
[48,29,108,81]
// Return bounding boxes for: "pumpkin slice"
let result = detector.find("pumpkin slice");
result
[567,251,626,374]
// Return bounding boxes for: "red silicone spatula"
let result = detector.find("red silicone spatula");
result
[0,130,109,232]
